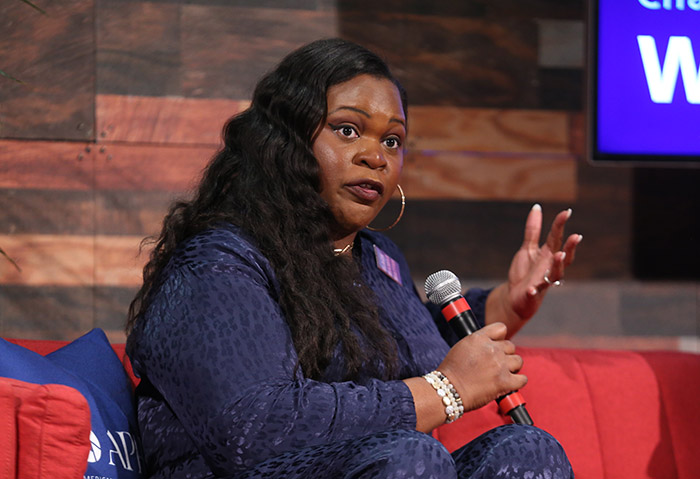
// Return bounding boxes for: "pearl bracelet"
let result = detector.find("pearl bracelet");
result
[423,370,464,424]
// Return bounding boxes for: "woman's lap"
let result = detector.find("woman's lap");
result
[452,424,574,479]
[238,425,573,479]
[238,429,454,479]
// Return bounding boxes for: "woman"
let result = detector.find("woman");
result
[126,38,581,478]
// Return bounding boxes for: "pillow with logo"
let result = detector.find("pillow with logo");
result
[0,328,143,479]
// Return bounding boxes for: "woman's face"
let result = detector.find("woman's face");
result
[313,74,406,240]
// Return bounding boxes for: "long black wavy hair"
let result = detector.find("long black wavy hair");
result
[126,38,408,382]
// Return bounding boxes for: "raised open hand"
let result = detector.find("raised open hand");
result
[505,204,582,322]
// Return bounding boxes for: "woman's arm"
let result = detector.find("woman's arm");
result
[136,252,416,475]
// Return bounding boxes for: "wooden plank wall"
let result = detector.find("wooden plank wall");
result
[0,0,697,348]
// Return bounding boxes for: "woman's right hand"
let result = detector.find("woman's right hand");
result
[438,322,527,413]
[403,322,526,432]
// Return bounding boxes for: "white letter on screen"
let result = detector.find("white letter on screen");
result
[638,35,700,104]
[639,0,661,9]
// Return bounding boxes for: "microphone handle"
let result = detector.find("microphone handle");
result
[446,305,534,426]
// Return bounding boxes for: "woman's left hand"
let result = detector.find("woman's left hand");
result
[487,204,582,336]
[507,204,582,321]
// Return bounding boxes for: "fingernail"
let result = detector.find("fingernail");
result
[578,234,583,242]
[532,203,541,211]
[560,252,567,261]
[566,208,572,218]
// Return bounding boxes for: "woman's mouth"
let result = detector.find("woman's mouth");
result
[346,180,384,201]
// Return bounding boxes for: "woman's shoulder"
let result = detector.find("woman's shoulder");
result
[127,225,277,358]
[160,223,278,293]
[171,223,266,268]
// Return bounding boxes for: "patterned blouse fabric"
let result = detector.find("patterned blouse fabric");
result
[127,225,573,478]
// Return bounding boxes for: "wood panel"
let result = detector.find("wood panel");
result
[402,152,576,201]
[96,0,182,97]
[573,157,633,278]
[0,285,95,338]
[96,94,248,145]
[483,0,585,20]
[96,2,337,98]
[0,235,94,286]
[93,285,139,332]
[339,12,539,108]
[94,235,147,286]
[538,68,584,110]
[97,95,572,153]
[510,279,699,338]
[0,139,211,192]
[1,194,591,280]
[336,0,585,20]
[390,194,629,281]
[95,191,174,237]
[94,143,213,192]
[337,2,586,109]
[386,200,551,280]
[0,188,176,237]
[0,189,95,235]
[620,282,699,335]
[0,201,588,288]
[93,95,578,200]
[569,112,585,157]
[407,107,570,154]
[0,140,94,190]
[0,0,95,140]
[0,234,145,287]
[336,0,487,18]
[93,1,587,109]
[94,2,584,108]
[179,5,337,98]
[0,284,137,340]
[93,143,575,201]
[4,105,576,201]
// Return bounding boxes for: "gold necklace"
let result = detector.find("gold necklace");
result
[333,242,354,256]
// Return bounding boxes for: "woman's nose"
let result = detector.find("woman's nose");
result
[354,140,387,169]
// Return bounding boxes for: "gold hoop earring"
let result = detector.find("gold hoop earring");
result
[367,184,405,232]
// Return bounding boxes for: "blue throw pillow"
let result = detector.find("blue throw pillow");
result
[0,328,143,478]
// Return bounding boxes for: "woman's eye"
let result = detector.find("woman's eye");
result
[383,137,402,149]
[332,124,358,139]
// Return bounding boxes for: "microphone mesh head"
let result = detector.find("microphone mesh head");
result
[424,270,462,305]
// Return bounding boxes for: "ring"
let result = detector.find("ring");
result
[543,273,562,287]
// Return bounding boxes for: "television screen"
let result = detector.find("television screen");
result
[588,0,700,164]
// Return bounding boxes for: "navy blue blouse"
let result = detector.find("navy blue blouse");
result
[127,224,488,478]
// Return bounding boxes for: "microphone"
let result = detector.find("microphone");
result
[425,270,534,425]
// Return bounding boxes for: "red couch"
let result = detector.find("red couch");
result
[3,337,699,478]
[435,347,700,479]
